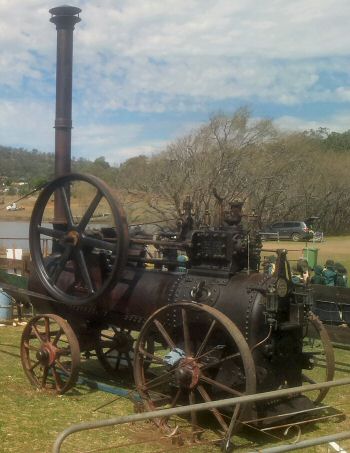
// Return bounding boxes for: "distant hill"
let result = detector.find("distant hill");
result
[0,146,119,189]
[0,146,54,184]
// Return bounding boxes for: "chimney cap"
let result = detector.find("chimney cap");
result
[49,5,81,17]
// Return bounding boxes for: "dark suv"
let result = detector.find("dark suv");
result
[260,221,313,242]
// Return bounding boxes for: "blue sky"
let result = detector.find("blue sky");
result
[1,0,350,164]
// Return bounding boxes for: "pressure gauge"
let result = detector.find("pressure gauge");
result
[276,278,288,297]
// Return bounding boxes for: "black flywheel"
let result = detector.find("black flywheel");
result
[29,173,129,305]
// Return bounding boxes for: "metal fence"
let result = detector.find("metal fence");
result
[53,377,350,453]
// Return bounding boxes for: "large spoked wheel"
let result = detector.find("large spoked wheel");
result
[302,312,335,404]
[134,302,256,435]
[29,173,129,305]
[95,325,154,376]
[20,314,80,394]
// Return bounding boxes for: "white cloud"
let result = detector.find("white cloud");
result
[72,122,145,162]
[1,0,350,160]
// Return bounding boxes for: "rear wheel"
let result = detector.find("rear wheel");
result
[291,233,301,242]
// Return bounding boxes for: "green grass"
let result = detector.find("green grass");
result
[0,325,349,453]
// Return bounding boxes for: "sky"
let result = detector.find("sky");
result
[1,0,350,165]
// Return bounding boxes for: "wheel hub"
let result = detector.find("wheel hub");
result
[36,343,58,366]
[175,358,200,389]
[63,230,80,246]
[112,331,134,353]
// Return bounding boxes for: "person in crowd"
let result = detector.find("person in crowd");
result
[297,258,310,283]
[291,266,302,284]
[262,255,276,275]
[335,262,348,287]
[322,259,337,286]
[310,264,325,285]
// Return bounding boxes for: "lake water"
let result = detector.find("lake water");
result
[0,221,109,252]
[0,221,30,250]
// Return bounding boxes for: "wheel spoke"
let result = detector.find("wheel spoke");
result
[195,320,217,358]
[182,308,192,356]
[115,352,121,371]
[23,341,40,352]
[52,328,63,346]
[189,390,198,432]
[59,186,74,227]
[200,352,241,371]
[32,325,45,343]
[144,369,176,390]
[302,373,316,384]
[41,366,49,387]
[197,384,228,431]
[160,388,182,422]
[74,249,94,294]
[57,347,71,357]
[56,359,71,376]
[200,374,243,396]
[153,319,176,349]
[139,347,164,364]
[78,190,103,231]
[37,226,64,239]
[29,360,41,372]
[48,246,72,284]
[44,317,51,339]
[81,235,116,252]
[51,365,62,391]
[104,347,117,357]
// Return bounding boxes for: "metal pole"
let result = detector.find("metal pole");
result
[53,377,350,453]
[49,5,81,224]
[255,430,350,453]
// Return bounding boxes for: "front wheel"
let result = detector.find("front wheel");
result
[291,233,301,242]
[20,314,80,394]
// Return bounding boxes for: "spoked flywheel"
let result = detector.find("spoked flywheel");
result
[302,312,335,404]
[20,314,80,394]
[29,173,129,305]
[133,301,256,435]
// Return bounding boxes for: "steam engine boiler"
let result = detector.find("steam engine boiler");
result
[21,172,334,435]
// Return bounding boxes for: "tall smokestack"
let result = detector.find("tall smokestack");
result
[49,5,81,224]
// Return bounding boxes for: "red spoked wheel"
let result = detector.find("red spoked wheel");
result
[20,314,80,394]
[133,302,256,435]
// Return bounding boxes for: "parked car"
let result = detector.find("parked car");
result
[260,221,314,242]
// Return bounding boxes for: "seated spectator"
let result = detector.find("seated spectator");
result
[310,265,325,285]
[262,255,276,275]
[297,258,310,283]
[322,260,337,286]
[291,266,302,284]
[335,262,348,287]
